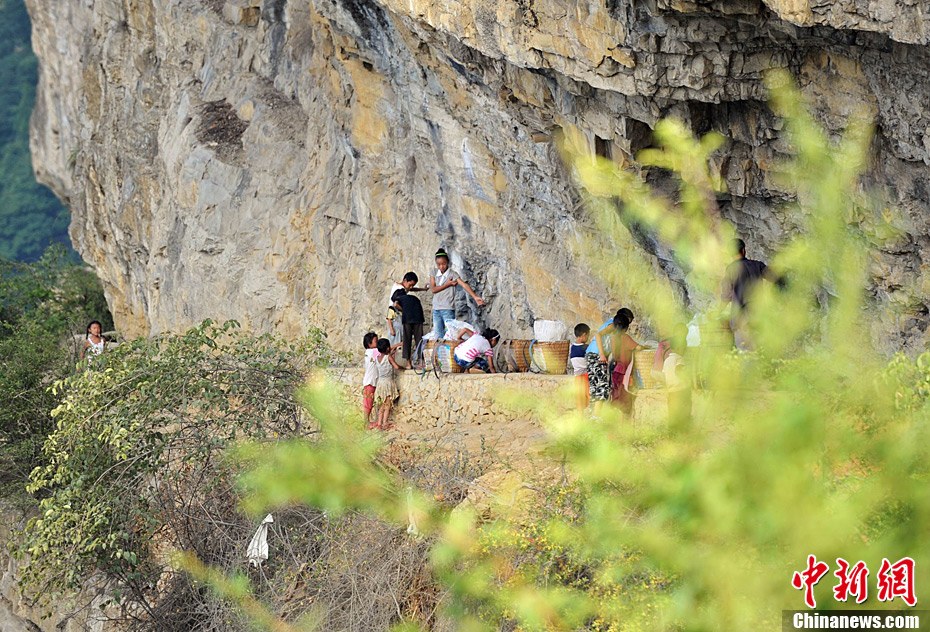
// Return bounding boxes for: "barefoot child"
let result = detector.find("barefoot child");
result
[392,288,426,370]
[361,332,380,426]
[374,338,403,430]
[387,272,424,358]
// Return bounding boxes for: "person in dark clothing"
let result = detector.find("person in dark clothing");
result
[726,239,772,311]
[724,238,780,349]
[392,289,425,369]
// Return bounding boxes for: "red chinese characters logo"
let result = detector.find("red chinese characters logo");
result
[877,557,916,607]
[792,555,830,608]
[792,556,917,608]
[833,558,869,604]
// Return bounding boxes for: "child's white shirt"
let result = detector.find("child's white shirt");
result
[363,349,381,387]
[570,357,588,376]
[454,334,492,362]
[388,282,404,308]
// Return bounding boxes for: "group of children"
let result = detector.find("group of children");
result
[569,308,691,423]
[362,332,404,430]
[363,248,500,429]
[384,249,486,370]
[363,248,692,429]
[361,324,503,429]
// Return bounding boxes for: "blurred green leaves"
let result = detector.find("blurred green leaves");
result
[216,75,929,630]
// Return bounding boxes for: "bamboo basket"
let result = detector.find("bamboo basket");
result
[633,348,664,390]
[530,341,570,375]
[431,340,462,373]
[497,339,531,373]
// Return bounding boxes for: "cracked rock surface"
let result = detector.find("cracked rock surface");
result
[26,0,930,351]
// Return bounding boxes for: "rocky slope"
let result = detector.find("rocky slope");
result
[25,0,930,350]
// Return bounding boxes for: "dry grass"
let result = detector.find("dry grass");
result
[123,436,500,631]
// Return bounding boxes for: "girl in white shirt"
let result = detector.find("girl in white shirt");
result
[81,320,106,361]
[453,328,500,373]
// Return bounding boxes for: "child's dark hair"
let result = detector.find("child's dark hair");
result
[403,271,418,284]
[363,331,378,349]
[613,310,632,331]
[391,289,407,303]
[616,307,634,324]
[435,248,449,262]
[482,328,500,342]
[574,323,591,337]
[86,320,103,335]
[377,338,391,354]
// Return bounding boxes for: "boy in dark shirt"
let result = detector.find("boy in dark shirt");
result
[392,288,425,369]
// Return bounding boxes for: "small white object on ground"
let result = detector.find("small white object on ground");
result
[246,514,274,567]
[406,487,419,536]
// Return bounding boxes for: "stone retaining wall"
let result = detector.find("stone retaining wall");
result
[333,368,668,457]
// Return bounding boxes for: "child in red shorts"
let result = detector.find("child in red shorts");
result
[361,332,379,426]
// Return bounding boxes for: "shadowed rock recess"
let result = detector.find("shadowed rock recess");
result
[25,0,930,351]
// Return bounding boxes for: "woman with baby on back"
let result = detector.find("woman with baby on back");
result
[597,309,643,416]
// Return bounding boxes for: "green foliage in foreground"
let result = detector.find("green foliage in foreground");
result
[18,75,930,631]
[220,73,929,629]
[0,245,109,496]
[0,0,70,262]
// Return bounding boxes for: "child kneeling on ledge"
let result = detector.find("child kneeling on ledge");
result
[453,328,500,373]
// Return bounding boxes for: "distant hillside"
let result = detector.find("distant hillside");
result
[0,0,68,262]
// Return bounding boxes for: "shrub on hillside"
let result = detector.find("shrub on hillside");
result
[0,245,110,496]
[18,320,342,620]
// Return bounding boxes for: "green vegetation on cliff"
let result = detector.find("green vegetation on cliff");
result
[0,245,109,497]
[0,0,69,262]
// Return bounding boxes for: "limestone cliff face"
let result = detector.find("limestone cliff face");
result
[25,0,930,350]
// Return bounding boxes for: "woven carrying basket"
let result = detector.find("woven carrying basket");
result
[423,340,442,370]
[430,340,462,373]
[632,348,664,390]
[423,340,438,369]
[530,341,570,374]
[497,339,531,373]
